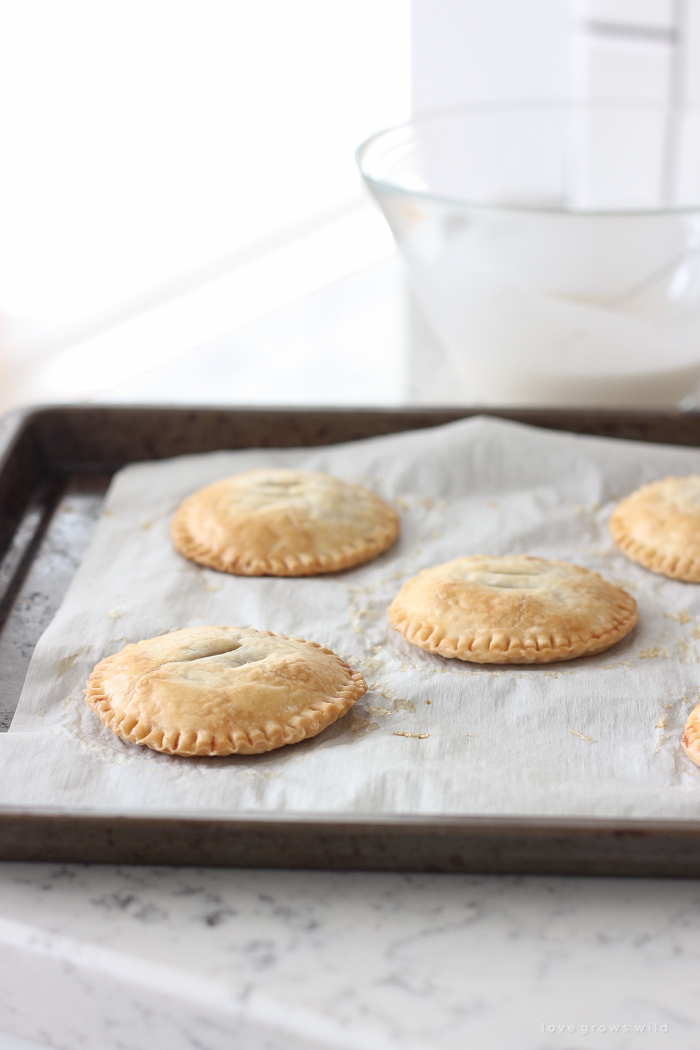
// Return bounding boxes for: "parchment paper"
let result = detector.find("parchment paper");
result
[5,415,700,818]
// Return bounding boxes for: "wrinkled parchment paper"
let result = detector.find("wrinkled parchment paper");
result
[5,416,700,818]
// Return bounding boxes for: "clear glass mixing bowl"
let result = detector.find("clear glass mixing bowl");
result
[357,101,700,406]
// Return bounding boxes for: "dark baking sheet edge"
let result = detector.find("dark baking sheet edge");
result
[1,402,700,875]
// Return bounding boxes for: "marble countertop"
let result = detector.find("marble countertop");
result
[1,257,698,1050]
[0,863,698,1050]
[96,255,469,409]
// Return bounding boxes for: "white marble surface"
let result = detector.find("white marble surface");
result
[95,253,700,411]
[2,257,699,1050]
[0,864,698,1050]
[97,255,471,408]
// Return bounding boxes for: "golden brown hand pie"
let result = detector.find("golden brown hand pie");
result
[85,626,366,755]
[683,702,700,768]
[171,468,399,576]
[609,476,700,582]
[387,554,637,664]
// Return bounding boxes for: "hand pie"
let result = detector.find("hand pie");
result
[171,468,399,576]
[388,554,637,664]
[610,476,700,582]
[85,626,366,755]
[683,702,700,768]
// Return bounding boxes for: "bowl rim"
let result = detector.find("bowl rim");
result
[355,98,700,218]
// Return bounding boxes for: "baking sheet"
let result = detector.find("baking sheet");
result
[5,415,700,818]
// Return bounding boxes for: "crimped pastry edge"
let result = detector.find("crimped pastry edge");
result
[387,576,638,665]
[682,702,700,768]
[84,629,367,756]
[170,511,398,576]
[609,502,700,582]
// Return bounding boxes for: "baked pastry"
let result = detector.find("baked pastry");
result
[387,554,637,664]
[84,626,366,755]
[683,702,700,767]
[171,468,399,576]
[609,476,700,582]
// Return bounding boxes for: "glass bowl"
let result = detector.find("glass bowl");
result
[357,101,700,406]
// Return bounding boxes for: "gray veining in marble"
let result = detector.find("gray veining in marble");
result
[0,864,697,1050]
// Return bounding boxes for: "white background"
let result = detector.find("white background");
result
[5,1,700,409]
[0,1,410,404]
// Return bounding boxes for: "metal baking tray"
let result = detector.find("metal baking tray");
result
[1,403,700,876]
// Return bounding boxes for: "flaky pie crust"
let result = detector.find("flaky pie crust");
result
[387,554,637,664]
[683,702,700,768]
[84,625,366,756]
[171,468,399,576]
[609,476,700,582]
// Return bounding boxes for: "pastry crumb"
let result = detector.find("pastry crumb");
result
[569,728,593,742]
[351,717,380,735]
[639,646,667,659]
[57,653,80,677]
[394,731,429,739]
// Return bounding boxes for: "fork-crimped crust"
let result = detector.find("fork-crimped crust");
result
[387,555,637,664]
[171,468,399,576]
[84,625,366,755]
[610,476,700,582]
[683,702,700,768]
